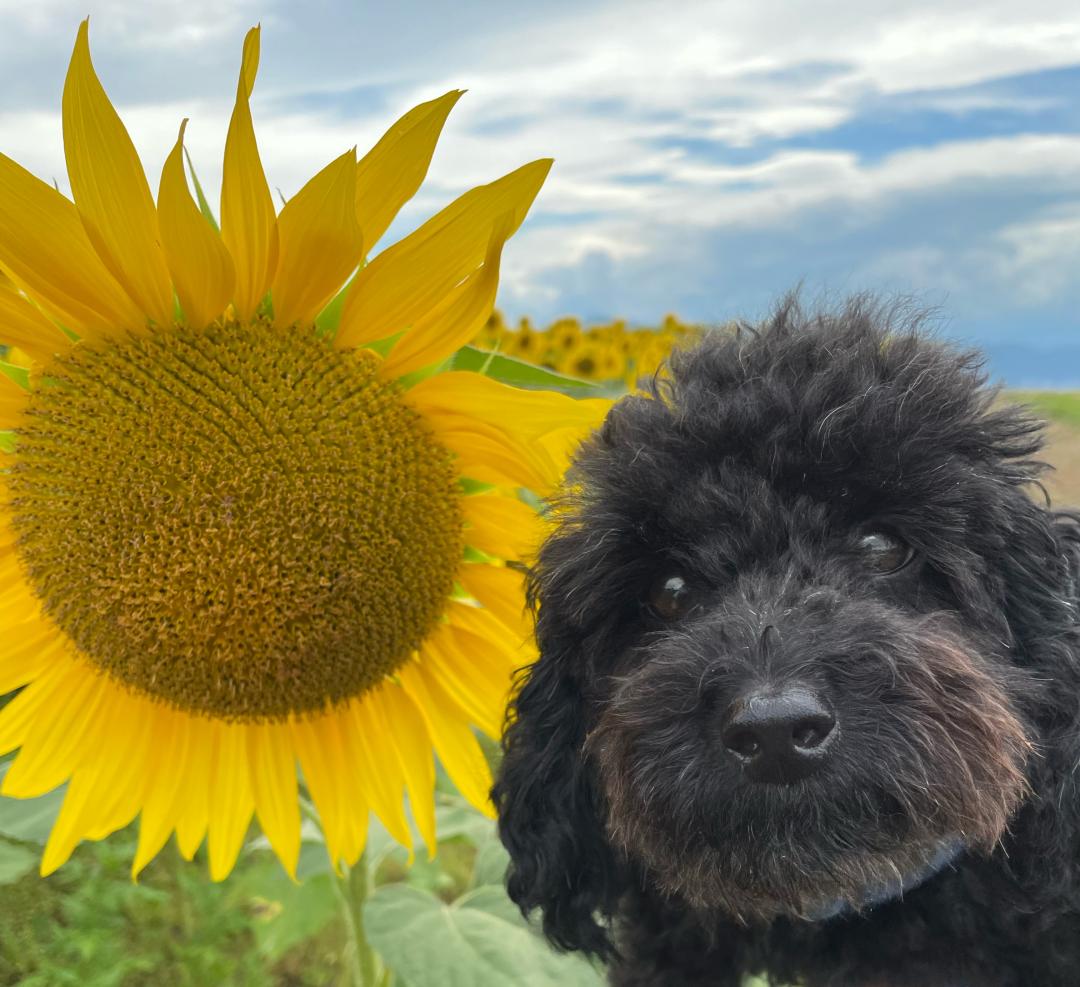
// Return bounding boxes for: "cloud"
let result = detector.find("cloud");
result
[1,0,1080,383]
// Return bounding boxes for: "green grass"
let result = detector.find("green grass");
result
[1006,390,1080,427]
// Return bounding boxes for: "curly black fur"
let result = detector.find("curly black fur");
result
[493,297,1080,987]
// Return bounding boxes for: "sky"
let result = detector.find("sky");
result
[1,0,1080,385]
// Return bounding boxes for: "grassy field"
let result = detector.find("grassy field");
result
[1007,391,1080,505]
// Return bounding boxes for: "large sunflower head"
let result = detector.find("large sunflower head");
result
[0,22,606,880]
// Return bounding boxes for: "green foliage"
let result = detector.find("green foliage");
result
[365,884,602,987]
[0,360,29,389]
[0,838,36,884]
[450,345,605,393]
[0,784,604,987]
[1008,390,1080,427]
[0,834,272,987]
[0,763,65,852]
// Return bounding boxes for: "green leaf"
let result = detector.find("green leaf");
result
[183,147,220,231]
[0,431,15,453]
[365,884,603,987]
[0,360,30,389]
[434,796,498,846]
[236,849,340,963]
[0,837,37,884]
[0,762,64,845]
[470,839,510,889]
[449,346,603,393]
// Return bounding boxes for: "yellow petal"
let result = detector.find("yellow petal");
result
[247,722,300,878]
[207,722,254,880]
[458,563,532,643]
[336,159,551,349]
[0,369,28,431]
[381,213,512,377]
[447,597,531,666]
[462,491,546,562]
[41,690,149,875]
[157,120,235,329]
[2,658,109,797]
[399,662,494,815]
[272,149,364,327]
[0,153,144,335]
[80,689,151,840]
[62,21,174,328]
[175,722,213,861]
[133,706,192,878]
[220,26,279,322]
[0,617,66,696]
[336,793,370,869]
[409,370,609,440]
[422,414,555,492]
[419,620,511,739]
[372,683,437,857]
[344,698,413,851]
[355,90,463,252]
[0,273,72,364]
[291,713,349,868]
[0,553,37,617]
[0,657,76,759]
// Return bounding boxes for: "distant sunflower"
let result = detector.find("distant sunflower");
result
[0,22,605,880]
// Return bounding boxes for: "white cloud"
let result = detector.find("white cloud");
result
[1,0,1080,363]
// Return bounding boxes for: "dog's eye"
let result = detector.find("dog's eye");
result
[648,573,697,620]
[858,532,914,574]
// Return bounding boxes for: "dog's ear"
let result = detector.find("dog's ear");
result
[493,590,624,957]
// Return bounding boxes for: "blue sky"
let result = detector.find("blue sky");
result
[1,0,1079,385]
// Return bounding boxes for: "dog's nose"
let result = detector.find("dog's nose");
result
[721,687,836,784]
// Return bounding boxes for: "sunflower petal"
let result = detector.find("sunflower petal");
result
[458,563,532,642]
[417,413,555,491]
[381,213,512,377]
[419,620,511,739]
[0,618,65,696]
[355,90,463,252]
[80,689,151,841]
[0,153,144,335]
[175,723,213,861]
[372,683,437,857]
[207,722,254,880]
[272,149,364,328]
[220,26,279,322]
[247,722,300,878]
[41,691,149,875]
[447,598,531,665]
[409,370,609,440]
[62,21,174,328]
[335,159,551,349]
[0,659,73,758]
[344,698,412,851]
[461,491,546,562]
[158,120,235,329]
[0,369,27,431]
[291,714,349,868]
[0,273,72,364]
[2,658,109,797]
[399,662,494,815]
[133,707,192,878]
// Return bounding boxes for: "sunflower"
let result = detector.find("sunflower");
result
[0,22,605,881]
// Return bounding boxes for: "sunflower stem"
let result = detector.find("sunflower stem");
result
[336,853,381,987]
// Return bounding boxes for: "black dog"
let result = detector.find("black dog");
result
[494,298,1080,986]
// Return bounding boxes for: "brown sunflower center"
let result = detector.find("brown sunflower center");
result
[7,321,463,721]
